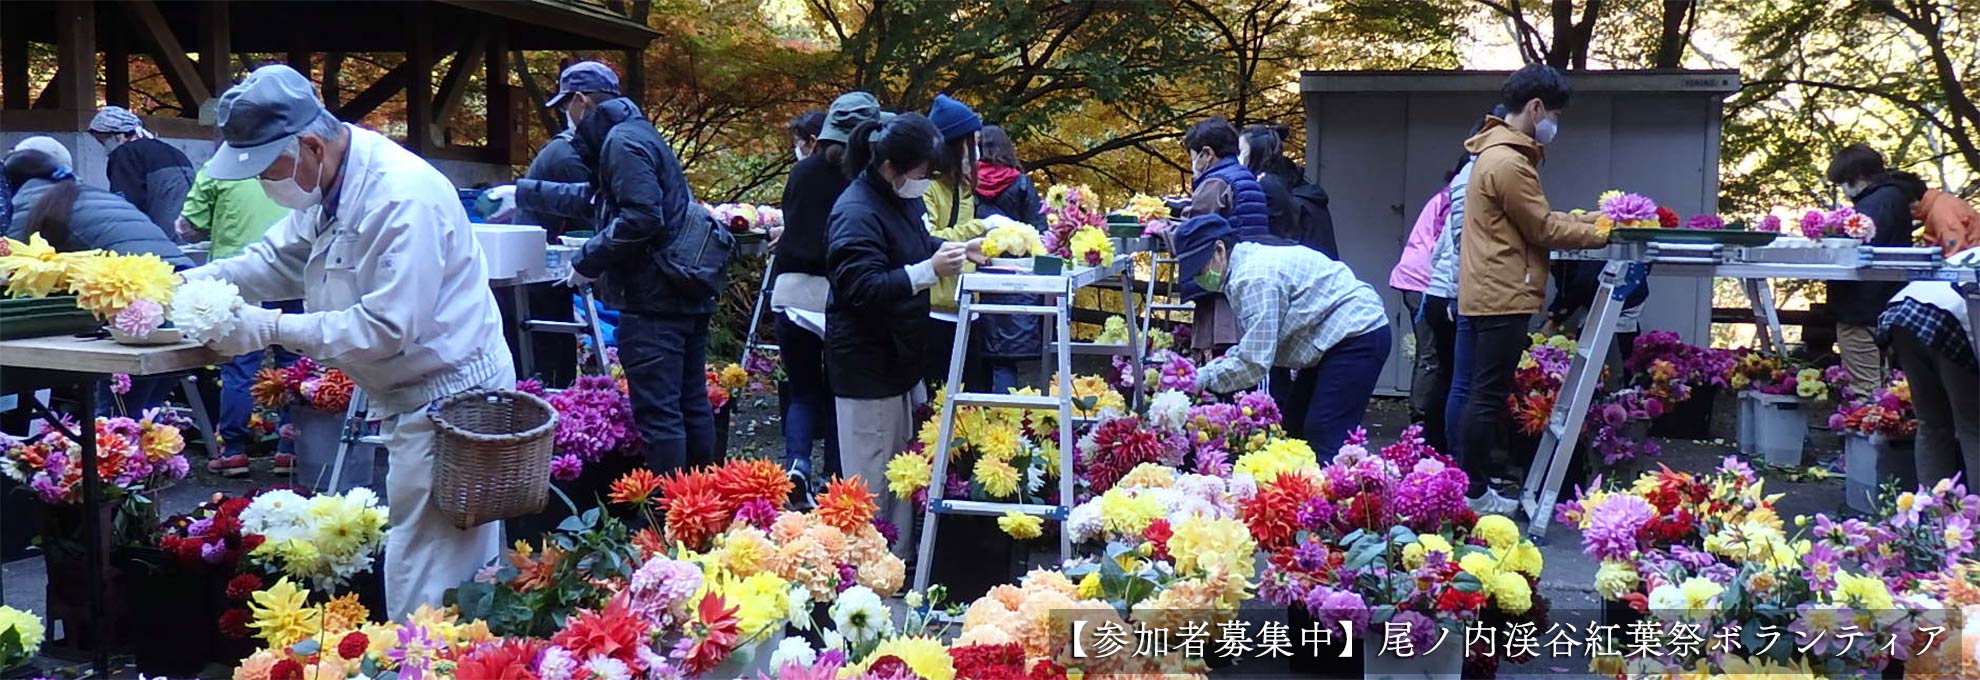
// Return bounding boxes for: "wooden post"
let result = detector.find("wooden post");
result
[201,2,234,96]
[287,28,309,79]
[485,24,512,163]
[104,18,130,109]
[0,1,26,109]
[406,11,435,154]
[55,0,96,117]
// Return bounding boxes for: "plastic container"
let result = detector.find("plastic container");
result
[1748,392,1808,467]
[1843,434,1916,514]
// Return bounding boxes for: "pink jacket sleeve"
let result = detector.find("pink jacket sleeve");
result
[1388,190,1449,291]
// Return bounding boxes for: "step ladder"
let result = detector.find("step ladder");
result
[1517,257,1784,538]
[911,258,1142,592]
[320,286,610,493]
[739,253,780,365]
[514,284,613,382]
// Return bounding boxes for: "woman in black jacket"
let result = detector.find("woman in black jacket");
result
[773,94,882,499]
[827,113,983,556]
[1825,144,1914,396]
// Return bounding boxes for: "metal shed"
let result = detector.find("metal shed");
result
[1300,69,1743,395]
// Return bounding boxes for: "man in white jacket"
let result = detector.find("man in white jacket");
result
[188,64,511,617]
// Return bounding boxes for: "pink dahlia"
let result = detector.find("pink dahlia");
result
[113,298,165,337]
[1684,214,1724,230]
[1600,193,1658,224]
[1582,494,1654,561]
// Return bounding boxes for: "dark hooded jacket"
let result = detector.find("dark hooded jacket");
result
[9,177,193,267]
[516,96,713,315]
[1830,179,1915,324]
[826,169,946,399]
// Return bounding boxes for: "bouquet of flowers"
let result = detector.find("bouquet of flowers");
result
[887,388,1062,509]
[1066,227,1114,267]
[1,411,189,504]
[520,374,641,481]
[251,356,357,413]
[1829,376,1917,439]
[158,489,277,570]
[979,215,1047,259]
[239,487,389,591]
[741,347,782,396]
[1185,390,1286,477]
[706,362,749,413]
[1597,190,1662,231]
[1041,184,1105,258]
[1120,193,1176,237]
[1625,330,1732,404]
[1584,387,1665,465]
[1063,461,1249,546]
[710,203,766,233]
[1509,334,1574,436]
[609,459,795,554]
[1246,427,1547,676]
[66,251,177,320]
[1793,206,1875,239]
[1566,460,1935,678]
[1727,349,1830,399]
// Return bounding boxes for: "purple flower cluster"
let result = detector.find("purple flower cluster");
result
[1683,214,1725,230]
[1797,207,1860,238]
[1626,331,1733,389]
[1758,214,1783,234]
[1581,494,1653,561]
[547,375,642,473]
[1601,193,1659,224]
[1392,457,1469,531]
[1158,353,1198,393]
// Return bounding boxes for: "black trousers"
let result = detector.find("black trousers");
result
[1410,293,1456,452]
[1458,313,1532,495]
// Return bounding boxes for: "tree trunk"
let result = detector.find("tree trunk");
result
[1652,0,1696,68]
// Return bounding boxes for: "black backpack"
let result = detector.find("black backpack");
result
[1288,183,1338,259]
[652,202,735,302]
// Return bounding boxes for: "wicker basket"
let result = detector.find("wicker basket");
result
[427,389,558,529]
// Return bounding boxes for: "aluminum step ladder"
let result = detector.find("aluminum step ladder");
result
[320,287,610,493]
[911,260,1142,592]
[739,253,780,365]
[1517,258,1784,539]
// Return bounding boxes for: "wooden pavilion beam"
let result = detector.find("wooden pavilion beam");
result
[104,18,130,109]
[432,29,489,128]
[54,1,94,115]
[406,9,435,153]
[485,24,513,162]
[201,2,234,97]
[333,61,411,121]
[1,3,27,110]
[126,0,212,116]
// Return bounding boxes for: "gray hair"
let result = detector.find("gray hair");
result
[299,110,345,142]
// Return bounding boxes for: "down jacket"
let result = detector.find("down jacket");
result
[8,178,193,267]
[106,138,194,242]
[1196,157,1271,242]
[827,169,946,399]
[516,96,713,316]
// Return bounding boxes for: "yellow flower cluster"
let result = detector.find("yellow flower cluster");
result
[716,363,748,390]
[1068,227,1115,267]
[700,570,793,639]
[0,605,44,664]
[66,252,176,318]
[1048,374,1125,418]
[998,510,1044,540]
[1095,486,1164,537]
[1795,368,1828,399]
[1167,515,1257,584]
[1454,515,1544,615]
[1231,437,1317,483]
[1123,194,1172,222]
[983,223,1047,258]
[0,235,97,299]
[886,450,932,498]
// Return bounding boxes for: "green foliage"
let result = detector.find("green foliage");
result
[445,506,640,638]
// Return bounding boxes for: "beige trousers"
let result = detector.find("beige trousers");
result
[379,372,511,619]
[1836,323,1887,398]
[835,384,926,559]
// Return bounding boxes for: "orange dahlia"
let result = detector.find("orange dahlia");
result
[1241,470,1321,550]
[665,487,730,551]
[657,468,720,512]
[608,468,664,508]
[713,458,793,510]
[250,368,292,409]
[816,476,878,533]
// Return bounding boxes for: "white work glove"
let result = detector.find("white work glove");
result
[560,268,596,288]
[204,305,282,357]
[482,185,520,222]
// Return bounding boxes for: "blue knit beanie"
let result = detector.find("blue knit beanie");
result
[927,94,982,143]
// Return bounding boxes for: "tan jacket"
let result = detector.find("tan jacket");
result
[1915,188,1979,257]
[1456,118,1607,317]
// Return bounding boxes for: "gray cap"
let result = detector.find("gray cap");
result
[207,64,327,181]
[546,61,620,108]
[818,92,885,144]
[89,106,144,134]
[11,136,73,169]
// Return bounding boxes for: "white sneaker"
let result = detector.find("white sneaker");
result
[1485,489,1520,516]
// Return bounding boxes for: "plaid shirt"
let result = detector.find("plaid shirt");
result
[1198,243,1389,393]
[1879,298,1977,370]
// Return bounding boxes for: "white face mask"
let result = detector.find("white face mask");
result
[896,177,933,199]
[564,112,578,131]
[1534,115,1559,145]
[794,143,808,161]
[260,145,324,210]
